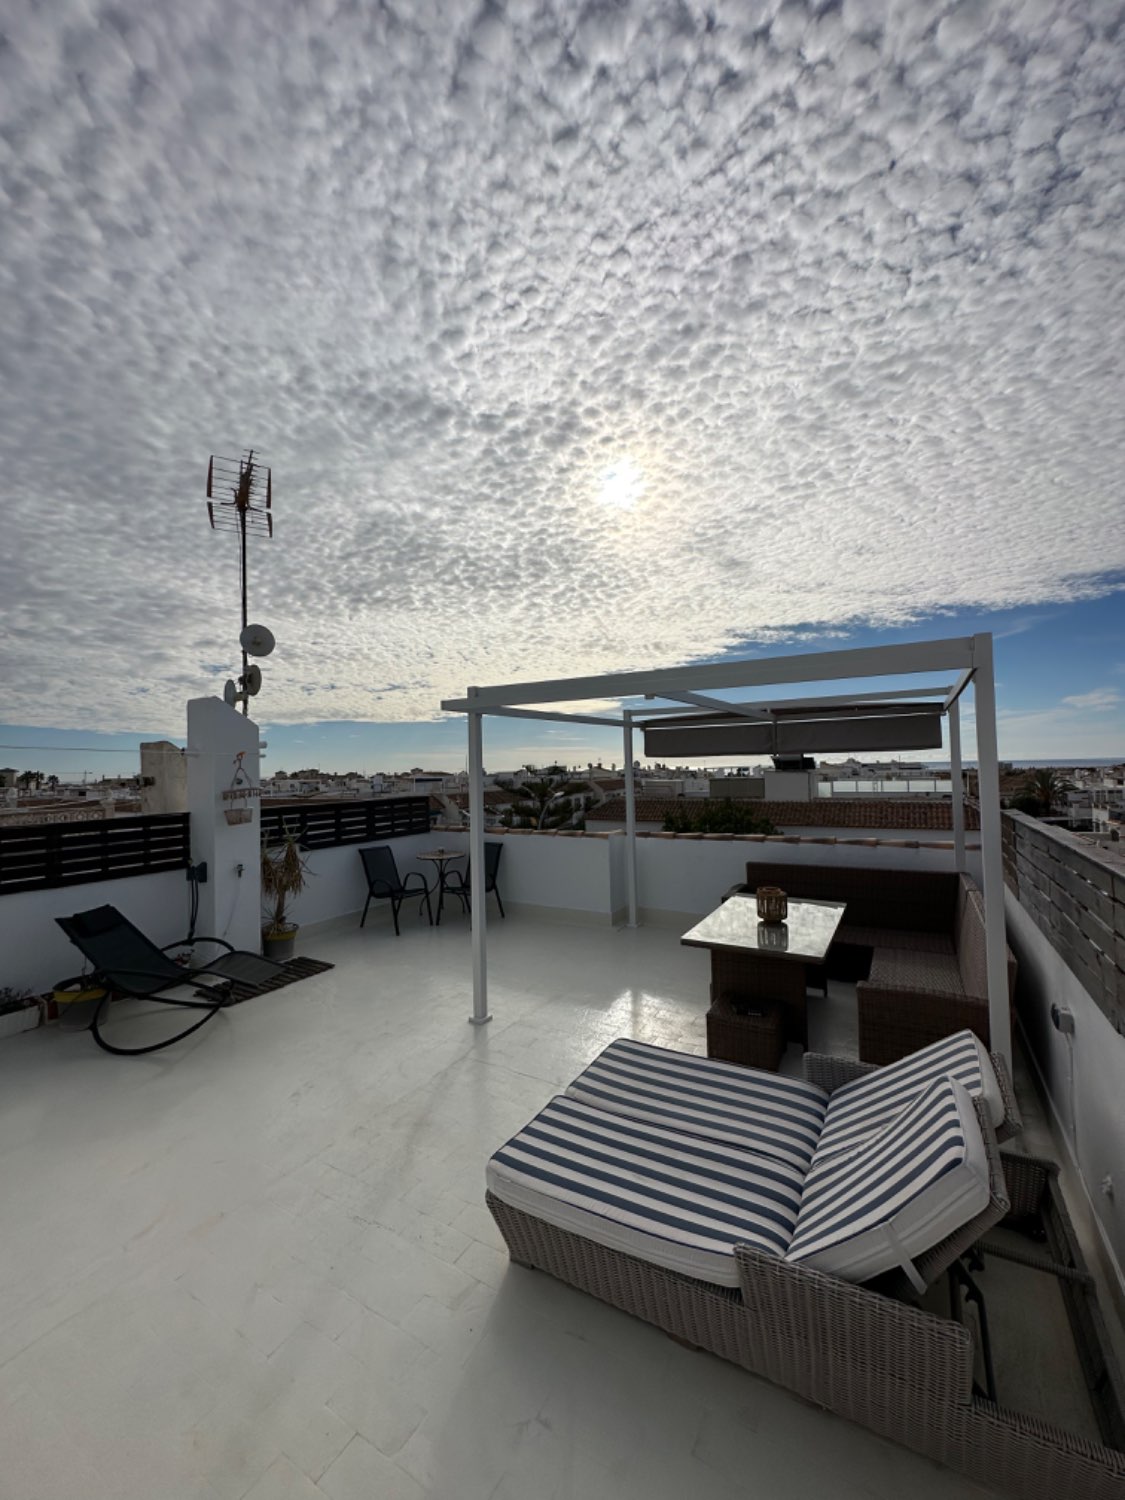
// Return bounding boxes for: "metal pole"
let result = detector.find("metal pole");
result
[949,698,966,873]
[972,634,1012,1066]
[467,703,490,1025]
[623,711,638,927]
[239,499,249,715]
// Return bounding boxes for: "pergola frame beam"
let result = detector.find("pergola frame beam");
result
[646,690,773,722]
[630,685,953,719]
[944,669,976,712]
[454,637,975,710]
[441,701,623,727]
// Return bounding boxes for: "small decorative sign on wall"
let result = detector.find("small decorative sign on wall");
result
[222,751,261,825]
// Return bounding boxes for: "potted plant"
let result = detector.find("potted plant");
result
[0,986,41,1041]
[261,823,310,962]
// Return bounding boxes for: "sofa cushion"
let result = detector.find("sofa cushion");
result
[955,882,989,1000]
[786,1077,990,1285]
[817,1029,1004,1157]
[486,1095,805,1287]
[834,924,955,956]
[743,864,958,933]
[865,947,966,998]
[565,1037,828,1173]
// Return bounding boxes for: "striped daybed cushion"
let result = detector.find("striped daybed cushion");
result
[815,1029,1003,1160]
[564,1037,829,1173]
[486,1094,805,1287]
[787,1076,990,1287]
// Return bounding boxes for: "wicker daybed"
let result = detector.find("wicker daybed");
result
[486,1034,1125,1500]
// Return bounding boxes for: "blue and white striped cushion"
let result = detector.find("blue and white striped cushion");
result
[786,1077,990,1284]
[564,1038,828,1173]
[487,1095,804,1287]
[816,1030,1002,1160]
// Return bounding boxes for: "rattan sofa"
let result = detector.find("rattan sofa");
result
[728,863,1017,1062]
[487,1035,1125,1500]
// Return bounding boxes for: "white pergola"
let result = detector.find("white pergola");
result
[441,633,1010,1065]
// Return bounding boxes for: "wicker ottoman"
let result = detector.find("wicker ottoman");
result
[706,995,785,1072]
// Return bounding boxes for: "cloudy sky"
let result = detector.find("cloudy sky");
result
[2,0,1123,774]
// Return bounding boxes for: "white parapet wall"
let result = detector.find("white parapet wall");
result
[287,832,445,928]
[398,829,618,925]
[1000,814,1125,1294]
[638,832,976,927]
[1008,892,1125,1294]
[1,870,190,995]
[359,826,977,931]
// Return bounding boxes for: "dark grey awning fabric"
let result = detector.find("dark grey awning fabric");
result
[642,704,944,758]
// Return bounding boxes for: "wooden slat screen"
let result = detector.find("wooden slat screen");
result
[259,797,432,851]
[0,813,190,896]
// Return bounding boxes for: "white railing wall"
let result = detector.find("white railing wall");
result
[4,824,979,994]
[635,833,978,926]
[1008,890,1125,1292]
[1,871,189,994]
[287,832,443,927]
[300,826,973,934]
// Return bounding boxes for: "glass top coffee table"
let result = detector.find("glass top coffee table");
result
[681,895,847,1050]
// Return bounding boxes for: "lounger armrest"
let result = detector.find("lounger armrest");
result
[990,1050,1022,1142]
[162,935,236,955]
[802,1053,878,1093]
[911,1097,1010,1286]
[734,1244,976,1405]
[97,966,199,988]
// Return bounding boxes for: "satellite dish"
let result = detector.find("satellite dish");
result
[240,623,275,658]
[223,679,239,707]
[245,664,262,696]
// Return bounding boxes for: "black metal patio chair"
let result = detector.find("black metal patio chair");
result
[442,841,505,920]
[55,904,284,1056]
[359,845,434,935]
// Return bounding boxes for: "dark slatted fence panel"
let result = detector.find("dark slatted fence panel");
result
[260,797,431,851]
[0,814,190,896]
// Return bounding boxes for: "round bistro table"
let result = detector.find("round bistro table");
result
[417,848,467,926]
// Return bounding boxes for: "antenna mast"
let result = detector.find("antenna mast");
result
[206,450,274,713]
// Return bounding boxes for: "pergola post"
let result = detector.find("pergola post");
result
[948,698,966,874]
[971,635,1011,1066]
[623,710,638,927]
[466,703,490,1025]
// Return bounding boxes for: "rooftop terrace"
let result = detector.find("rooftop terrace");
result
[0,899,1120,1500]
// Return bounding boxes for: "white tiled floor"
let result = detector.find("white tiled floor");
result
[0,912,1004,1499]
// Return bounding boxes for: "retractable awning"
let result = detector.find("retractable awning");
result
[641,702,945,757]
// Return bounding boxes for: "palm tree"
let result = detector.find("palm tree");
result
[1020,767,1075,815]
[497,768,592,830]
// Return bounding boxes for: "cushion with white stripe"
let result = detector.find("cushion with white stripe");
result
[786,1077,990,1285]
[564,1037,828,1173]
[816,1030,1002,1161]
[487,1095,804,1287]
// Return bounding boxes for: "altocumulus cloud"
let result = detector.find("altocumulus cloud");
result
[1,0,1123,732]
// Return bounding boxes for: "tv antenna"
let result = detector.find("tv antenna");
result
[206,450,275,714]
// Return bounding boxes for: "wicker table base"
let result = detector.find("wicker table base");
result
[709,949,808,1047]
[707,996,785,1071]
